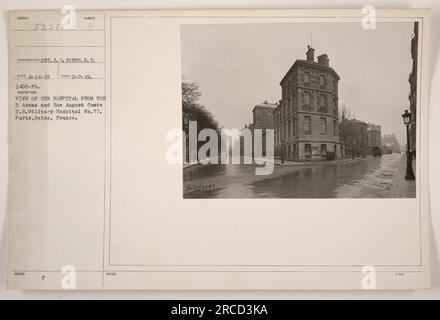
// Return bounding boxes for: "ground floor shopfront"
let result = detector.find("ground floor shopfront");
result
[275,141,345,161]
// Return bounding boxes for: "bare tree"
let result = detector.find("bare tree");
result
[182,81,219,134]
[182,80,220,161]
[339,104,352,123]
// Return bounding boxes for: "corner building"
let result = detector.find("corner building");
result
[274,46,343,160]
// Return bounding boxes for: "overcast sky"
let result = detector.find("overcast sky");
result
[181,22,415,145]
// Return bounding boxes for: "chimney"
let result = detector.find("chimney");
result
[306,45,315,62]
[317,54,329,67]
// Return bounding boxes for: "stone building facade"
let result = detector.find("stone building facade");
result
[273,46,342,160]
[252,101,276,130]
[240,101,276,156]
[339,119,368,158]
[252,101,276,155]
[367,123,382,154]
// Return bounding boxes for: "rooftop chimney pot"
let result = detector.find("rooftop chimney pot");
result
[306,46,315,62]
[317,53,329,67]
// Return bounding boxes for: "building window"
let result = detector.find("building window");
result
[292,117,296,136]
[304,72,310,86]
[320,144,327,153]
[303,91,311,107]
[288,120,291,137]
[304,116,311,134]
[320,117,327,135]
[305,143,312,155]
[320,94,327,108]
[333,119,337,136]
[320,75,326,89]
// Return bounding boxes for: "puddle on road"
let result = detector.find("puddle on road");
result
[183,154,407,198]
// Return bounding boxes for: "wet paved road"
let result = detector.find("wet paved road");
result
[183,153,413,198]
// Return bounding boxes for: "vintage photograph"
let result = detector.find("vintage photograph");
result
[181,22,419,199]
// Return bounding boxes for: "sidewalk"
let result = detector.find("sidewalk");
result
[182,156,219,169]
[388,154,416,197]
[183,155,374,169]
[254,156,373,167]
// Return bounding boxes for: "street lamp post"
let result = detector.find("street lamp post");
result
[402,109,415,180]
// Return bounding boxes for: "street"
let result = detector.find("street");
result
[183,153,415,198]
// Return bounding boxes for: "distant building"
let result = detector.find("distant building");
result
[273,46,342,160]
[251,101,276,130]
[367,123,382,154]
[242,101,276,156]
[382,134,401,153]
[382,143,393,155]
[408,22,418,155]
[339,119,368,158]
